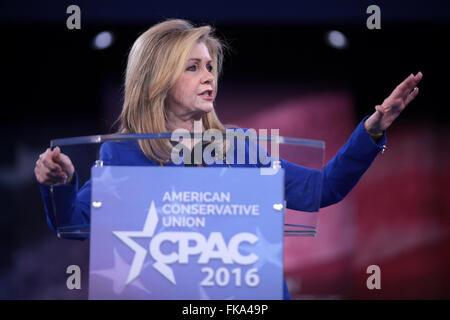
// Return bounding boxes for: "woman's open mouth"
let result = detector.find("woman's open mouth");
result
[199,90,214,100]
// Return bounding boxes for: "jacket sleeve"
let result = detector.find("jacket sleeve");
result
[37,142,116,237]
[282,116,387,211]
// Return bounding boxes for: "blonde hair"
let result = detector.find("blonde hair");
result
[118,19,228,164]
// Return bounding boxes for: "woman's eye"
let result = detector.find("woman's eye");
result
[186,64,213,72]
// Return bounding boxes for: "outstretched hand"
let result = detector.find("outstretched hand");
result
[364,72,423,136]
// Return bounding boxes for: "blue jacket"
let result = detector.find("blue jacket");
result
[38,117,386,299]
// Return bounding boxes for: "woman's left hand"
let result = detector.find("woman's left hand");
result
[364,72,423,136]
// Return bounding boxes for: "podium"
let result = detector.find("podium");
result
[47,131,324,299]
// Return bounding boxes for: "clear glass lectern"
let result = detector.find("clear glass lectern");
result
[46,131,325,239]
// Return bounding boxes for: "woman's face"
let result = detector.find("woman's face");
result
[166,41,216,119]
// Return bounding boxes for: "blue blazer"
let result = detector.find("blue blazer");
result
[38,116,386,299]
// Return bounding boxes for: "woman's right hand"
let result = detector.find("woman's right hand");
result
[34,146,75,186]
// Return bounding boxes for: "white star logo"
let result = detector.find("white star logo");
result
[112,201,176,285]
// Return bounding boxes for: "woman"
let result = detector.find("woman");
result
[34,19,423,299]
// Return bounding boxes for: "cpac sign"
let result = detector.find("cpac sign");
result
[150,232,258,265]
[90,166,284,299]
[150,232,259,285]
[113,201,259,285]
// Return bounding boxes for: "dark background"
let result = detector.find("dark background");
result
[0,0,449,299]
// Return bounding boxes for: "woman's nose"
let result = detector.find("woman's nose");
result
[201,67,214,84]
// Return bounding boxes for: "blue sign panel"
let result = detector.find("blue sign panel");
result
[89,166,284,299]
